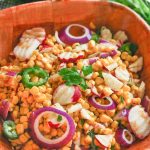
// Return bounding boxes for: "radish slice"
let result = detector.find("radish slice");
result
[58,51,84,63]
[138,81,145,99]
[67,103,82,114]
[53,84,81,105]
[91,86,101,97]
[13,28,46,60]
[128,105,150,139]
[0,100,10,120]
[115,67,130,82]
[141,96,150,115]
[103,72,123,91]
[114,31,128,43]
[114,109,129,121]
[95,134,114,148]
[73,44,88,52]
[129,57,143,73]
[80,109,93,120]
[115,128,134,147]
[105,62,118,71]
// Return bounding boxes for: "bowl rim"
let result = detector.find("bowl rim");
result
[0,0,149,31]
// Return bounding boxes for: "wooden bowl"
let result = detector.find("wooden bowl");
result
[0,1,149,149]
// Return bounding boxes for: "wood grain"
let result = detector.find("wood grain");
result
[0,1,149,150]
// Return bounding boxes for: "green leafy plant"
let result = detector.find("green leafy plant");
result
[110,0,150,25]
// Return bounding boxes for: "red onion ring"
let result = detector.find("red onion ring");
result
[55,24,92,45]
[88,96,116,110]
[115,128,134,147]
[29,107,75,149]
[0,100,10,120]
[88,57,99,65]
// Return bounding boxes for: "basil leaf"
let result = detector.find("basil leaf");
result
[57,115,62,122]
[82,65,93,76]
[59,68,87,90]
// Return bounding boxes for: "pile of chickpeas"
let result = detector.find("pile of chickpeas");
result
[0,26,142,150]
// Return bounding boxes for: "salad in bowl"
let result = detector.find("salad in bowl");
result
[0,22,149,150]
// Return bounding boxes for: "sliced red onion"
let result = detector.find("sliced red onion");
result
[141,96,150,115]
[56,24,92,45]
[109,50,118,57]
[53,84,81,105]
[128,105,150,139]
[88,57,99,65]
[100,52,110,58]
[29,107,75,149]
[99,39,109,43]
[58,51,84,63]
[0,100,10,120]
[115,128,134,147]
[88,96,116,110]
[114,109,129,121]
[6,71,17,76]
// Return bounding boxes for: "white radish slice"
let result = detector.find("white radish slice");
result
[67,103,82,114]
[138,81,145,99]
[103,72,123,91]
[129,57,143,73]
[114,31,128,43]
[80,109,93,120]
[115,67,130,82]
[58,51,84,63]
[105,62,118,71]
[95,134,114,148]
[128,105,150,139]
[14,27,46,60]
[73,44,88,52]
[53,84,81,105]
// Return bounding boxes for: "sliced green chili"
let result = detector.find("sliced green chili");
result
[21,66,49,88]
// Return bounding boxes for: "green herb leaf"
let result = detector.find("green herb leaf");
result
[91,34,99,42]
[59,68,88,90]
[82,65,93,76]
[119,42,138,56]
[80,119,85,126]
[57,115,62,122]
[120,96,124,103]
[98,70,103,78]
[88,130,99,150]
[111,145,115,150]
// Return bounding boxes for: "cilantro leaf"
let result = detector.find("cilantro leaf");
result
[98,70,103,78]
[82,65,93,76]
[120,96,124,103]
[80,119,85,126]
[91,34,99,42]
[88,130,99,150]
[57,115,62,122]
[111,145,115,150]
[119,42,138,56]
[59,68,87,90]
